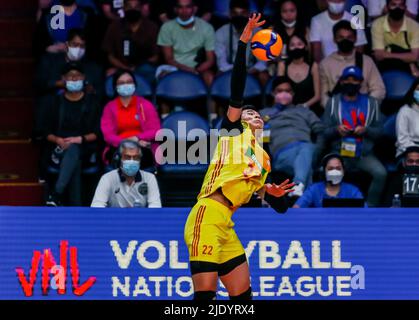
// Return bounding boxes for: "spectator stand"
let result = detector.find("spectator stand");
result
[157,111,210,207]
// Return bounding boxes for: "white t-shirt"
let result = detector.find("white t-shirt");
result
[310,11,368,58]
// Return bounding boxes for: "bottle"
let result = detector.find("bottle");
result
[133,199,142,208]
[392,194,401,208]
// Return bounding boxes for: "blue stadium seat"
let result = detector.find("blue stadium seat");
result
[383,114,397,139]
[162,111,210,139]
[156,71,208,102]
[211,71,262,101]
[105,74,153,98]
[382,70,416,101]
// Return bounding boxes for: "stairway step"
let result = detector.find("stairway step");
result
[0,98,34,138]
[0,18,36,55]
[0,182,44,206]
[0,140,39,182]
[0,58,34,97]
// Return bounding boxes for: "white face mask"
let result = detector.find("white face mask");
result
[67,47,85,61]
[281,19,297,28]
[326,169,344,185]
[328,2,345,15]
[176,16,195,26]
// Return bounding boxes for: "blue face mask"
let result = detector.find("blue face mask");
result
[66,80,84,92]
[176,16,195,26]
[117,84,136,97]
[414,90,419,104]
[121,160,140,177]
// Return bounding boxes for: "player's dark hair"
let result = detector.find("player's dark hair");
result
[229,0,250,11]
[333,20,357,38]
[242,105,259,112]
[67,28,86,42]
[271,76,294,93]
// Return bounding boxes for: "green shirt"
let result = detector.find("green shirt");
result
[157,17,215,68]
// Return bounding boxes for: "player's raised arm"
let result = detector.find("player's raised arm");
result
[227,13,265,123]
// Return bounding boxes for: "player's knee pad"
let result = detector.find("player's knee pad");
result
[193,291,216,300]
[229,287,252,300]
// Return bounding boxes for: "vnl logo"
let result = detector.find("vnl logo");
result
[15,240,96,297]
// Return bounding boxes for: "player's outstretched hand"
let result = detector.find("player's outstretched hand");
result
[239,13,266,44]
[265,179,295,198]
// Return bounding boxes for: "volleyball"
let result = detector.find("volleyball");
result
[250,29,283,61]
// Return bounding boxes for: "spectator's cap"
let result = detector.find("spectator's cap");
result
[341,66,363,81]
[61,62,85,75]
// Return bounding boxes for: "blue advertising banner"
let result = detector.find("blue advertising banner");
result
[0,207,419,300]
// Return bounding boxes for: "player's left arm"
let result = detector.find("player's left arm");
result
[257,179,295,213]
[227,13,265,123]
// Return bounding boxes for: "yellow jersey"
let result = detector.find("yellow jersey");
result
[197,122,271,209]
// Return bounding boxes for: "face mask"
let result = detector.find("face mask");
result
[176,16,195,26]
[389,7,405,21]
[404,165,419,174]
[281,19,297,28]
[66,80,84,92]
[328,2,345,15]
[275,91,293,106]
[231,16,248,31]
[326,169,344,185]
[341,83,361,96]
[288,48,306,60]
[337,39,355,53]
[413,90,419,104]
[121,160,140,177]
[125,9,142,23]
[67,47,85,61]
[117,83,136,97]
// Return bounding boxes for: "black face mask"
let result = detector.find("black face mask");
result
[337,39,355,53]
[125,9,142,24]
[404,165,419,174]
[231,16,248,31]
[288,48,306,60]
[341,83,361,96]
[60,0,76,6]
[389,7,405,21]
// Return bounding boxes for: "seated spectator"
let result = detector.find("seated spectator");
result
[150,0,214,24]
[102,0,159,85]
[371,0,419,76]
[320,20,386,108]
[156,0,216,86]
[101,70,161,169]
[44,63,101,206]
[395,78,419,158]
[215,0,269,85]
[293,153,364,208]
[277,33,321,114]
[35,28,104,99]
[34,0,94,59]
[322,66,386,207]
[101,0,126,21]
[363,0,418,20]
[384,146,419,207]
[260,76,324,197]
[272,0,310,59]
[310,0,368,63]
[91,140,162,208]
[37,0,99,21]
